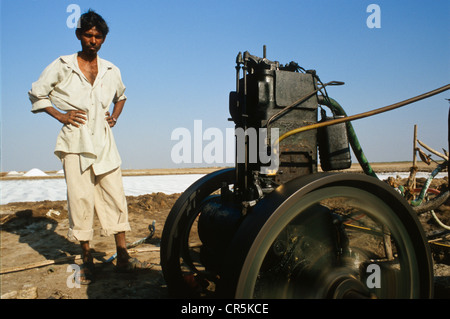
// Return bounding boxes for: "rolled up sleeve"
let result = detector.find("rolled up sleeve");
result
[28,58,61,113]
[112,67,127,103]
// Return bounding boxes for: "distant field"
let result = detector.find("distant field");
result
[1,161,446,181]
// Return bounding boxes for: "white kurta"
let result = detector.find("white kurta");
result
[29,53,127,175]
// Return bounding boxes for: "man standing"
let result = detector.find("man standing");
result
[29,10,149,284]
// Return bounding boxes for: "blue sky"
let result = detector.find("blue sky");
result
[1,0,449,172]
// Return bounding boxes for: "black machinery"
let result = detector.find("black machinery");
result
[160,48,440,298]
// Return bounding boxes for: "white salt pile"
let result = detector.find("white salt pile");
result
[23,168,48,177]
[6,171,23,176]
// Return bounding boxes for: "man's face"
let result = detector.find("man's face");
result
[77,26,105,56]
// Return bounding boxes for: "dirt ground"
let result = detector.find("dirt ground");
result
[1,164,449,299]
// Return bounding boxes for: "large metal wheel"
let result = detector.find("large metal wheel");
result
[220,173,434,299]
[160,168,236,297]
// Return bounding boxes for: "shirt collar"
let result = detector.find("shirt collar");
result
[60,53,113,85]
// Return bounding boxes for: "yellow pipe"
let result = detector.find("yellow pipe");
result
[276,83,450,146]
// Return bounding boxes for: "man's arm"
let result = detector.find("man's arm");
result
[29,58,65,113]
[106,99,125,127]
[44,107,87,127]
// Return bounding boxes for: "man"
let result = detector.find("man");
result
[29,10,149,284]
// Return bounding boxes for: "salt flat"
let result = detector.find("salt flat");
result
[0,174,205,205]
[1,161,447,205]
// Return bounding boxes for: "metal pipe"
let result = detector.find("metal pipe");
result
[277,84,450,144]
[266,81,344,130]
[235,52,243,186]
[270,84,450,177]
[319,96,377,178]
[235,52,242,94]
[411,161,448,207]
[242,51,249,194]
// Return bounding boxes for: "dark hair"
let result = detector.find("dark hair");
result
[76,9,109,37]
